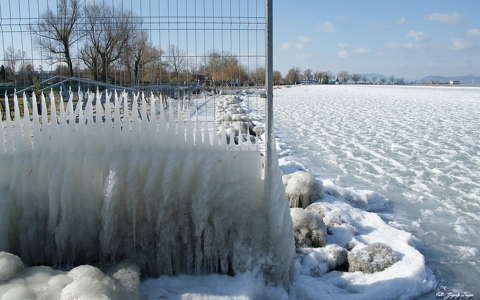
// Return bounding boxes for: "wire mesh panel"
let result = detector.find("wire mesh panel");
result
[0,0,268,149]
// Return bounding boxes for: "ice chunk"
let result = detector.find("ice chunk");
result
[283,171,322,208]
[1,285,36,300]
[298,244,348,277]
[0,252,24,282]
[347,243,401,273]
[290,208,326,247]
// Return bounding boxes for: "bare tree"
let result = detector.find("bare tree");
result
[379,77,387,84]
[285,67,301,84]
[3,47,25,73]
[122,30,162,85]
[273,71,283,85]
[303,68,313,81]
[80,44,101,81]
[31,0,82,77]
[337,71,350,84]
[315,71,332,84]
[81,3,133,82]
[168,45,187,81]
[352,74,362,84]
[199,52,247,86]
[250,67,266,85]
[389,76,395,85]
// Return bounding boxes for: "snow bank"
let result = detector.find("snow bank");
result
[141,273,289,300]
[291,197,435,300]
[0,91,294,285]
[322,180,391,212]
[0,252,140,300]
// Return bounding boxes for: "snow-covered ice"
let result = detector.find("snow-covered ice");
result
[274,85,480,298]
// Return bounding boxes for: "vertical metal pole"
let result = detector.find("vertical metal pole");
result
[265,0,273,197]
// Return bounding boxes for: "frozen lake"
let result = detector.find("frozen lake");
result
[274,85,480,298]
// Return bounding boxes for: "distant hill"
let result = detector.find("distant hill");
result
[419,75,480,84]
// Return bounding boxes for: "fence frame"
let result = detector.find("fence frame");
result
[264,0,273,199]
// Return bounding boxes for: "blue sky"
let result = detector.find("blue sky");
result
[0,0,479,80]
[275,0,480,79]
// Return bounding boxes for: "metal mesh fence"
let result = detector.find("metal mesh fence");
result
[0,0,268,134]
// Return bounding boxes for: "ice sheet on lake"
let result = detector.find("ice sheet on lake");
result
[274,85,480,297]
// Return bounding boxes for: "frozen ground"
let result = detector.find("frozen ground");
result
[273,85,480,299]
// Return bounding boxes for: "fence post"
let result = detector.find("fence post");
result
[265,0,274,197]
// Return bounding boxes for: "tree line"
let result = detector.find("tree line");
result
[280,67,406,85]
[0,0,270,88]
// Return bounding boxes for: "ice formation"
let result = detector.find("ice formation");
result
[282,171,322,208]
[0,90,294,285]
[0,251,141,300]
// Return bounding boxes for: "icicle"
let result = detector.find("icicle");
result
[67,91,74,126]
[113,90,120,128]
[122,91,131,129]
[149,93,156,124]
[104,89,112,125]
[85,91,94,124]
[75,90,84,126]
[4,93,11,123]
[59,88,65,124]
[22,93,30,124]
[96,87,104,124]
[40,92,48,127]
[132,92,139,124]
[140,92,147,122]
[49,89,58,126]
[13,93,21,127]
[31,92,39,127]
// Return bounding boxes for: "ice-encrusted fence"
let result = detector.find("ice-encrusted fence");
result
[0,90,294,285]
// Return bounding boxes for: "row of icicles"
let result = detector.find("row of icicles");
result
[0,89,259,152]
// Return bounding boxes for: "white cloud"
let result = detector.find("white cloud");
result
[397,17,408,25]
[466,29,480,37]
[281,36,311,50]
[337,43,348,49]
[425,12,463,24]
[407,30,428,41]
[319,21,335,33]
[337,48,370,58]
[450,38,473,50]
[296,36,312,43]
[351,48,370,54]
[386,42,425,50]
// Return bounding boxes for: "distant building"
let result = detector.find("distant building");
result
[449,80,460,85]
